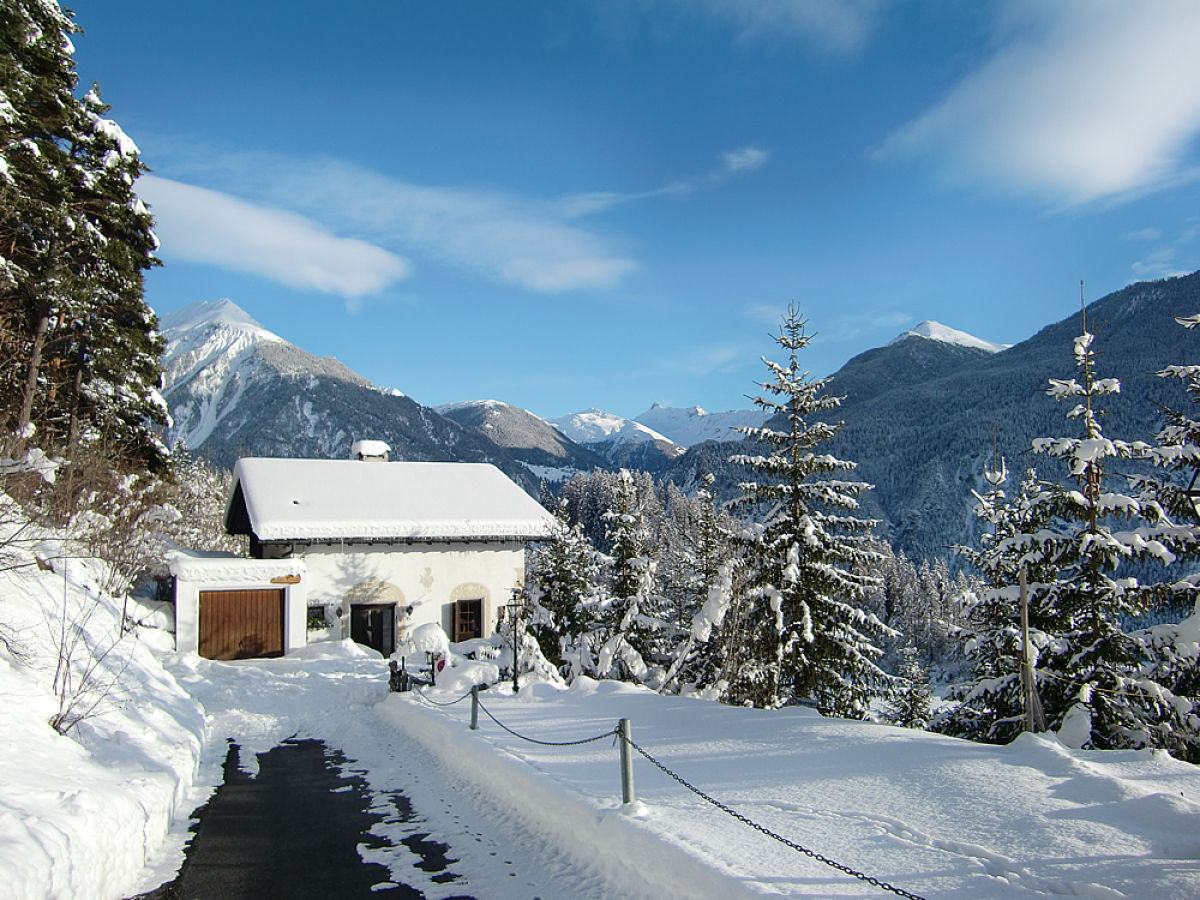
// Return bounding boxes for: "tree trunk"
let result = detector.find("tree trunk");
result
[16,311,49,434]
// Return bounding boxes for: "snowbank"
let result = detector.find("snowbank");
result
[393,678,1200,898]
[0,535,207,900]
[4,512,1199,898]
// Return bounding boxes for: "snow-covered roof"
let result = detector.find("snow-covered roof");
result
[167,549,306,583]
[351,439,391,459]
[225,458,556,543]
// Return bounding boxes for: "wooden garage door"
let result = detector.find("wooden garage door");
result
[199,589,285,660]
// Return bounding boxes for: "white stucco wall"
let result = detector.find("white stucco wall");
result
[288,540,526,642]
[169,553,307,656]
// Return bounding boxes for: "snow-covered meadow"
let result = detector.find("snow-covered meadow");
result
[2,507,1199,899]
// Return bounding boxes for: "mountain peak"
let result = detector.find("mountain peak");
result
[889,320,1009,353]
[160,298,280,342]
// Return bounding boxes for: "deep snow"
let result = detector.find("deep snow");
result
[2,523,1199,899]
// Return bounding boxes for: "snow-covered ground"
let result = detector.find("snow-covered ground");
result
[3,519,1199,899]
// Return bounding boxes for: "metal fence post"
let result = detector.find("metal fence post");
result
[470,685,479,730]
[618,718,635,805]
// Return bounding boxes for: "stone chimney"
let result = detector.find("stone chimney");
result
[350,439,391,462]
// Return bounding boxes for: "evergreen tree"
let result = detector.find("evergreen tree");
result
[525,497,603,678]
[595,469,661,682]
[728,304,890,714]
[937,465,1057,743]
[659,477,741,694]
[944,318,1196,756]
[1135,312,1200,585]
[1,2,165,470]
[887,645,932,729]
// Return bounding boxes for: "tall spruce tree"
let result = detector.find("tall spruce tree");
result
[728,304,889,714]
[595,469,661,682]
[526,497,603,677]
[938,464,1058,743]
[1,2,165,470]
[945,316,1195,756]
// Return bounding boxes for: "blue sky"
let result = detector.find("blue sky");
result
[72,1,1200,420]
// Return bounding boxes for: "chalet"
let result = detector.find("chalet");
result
[172,445,556,660]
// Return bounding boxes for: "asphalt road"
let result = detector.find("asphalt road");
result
[135,738,473,899]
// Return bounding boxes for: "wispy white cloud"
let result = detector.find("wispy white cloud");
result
[722,146,769,173]
[656,342,751,376]
[139,175,411,301]
[1130,220,1200,280]
[878,0,1200,207]
[559,146,770,218]
[1122,227,1164,242]
[149,144,764,296]
[272,161,638,293]
[654,0,887,56]
[820,310,912,344]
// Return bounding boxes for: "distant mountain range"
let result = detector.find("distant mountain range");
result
[160,272,1200,563]
[160,300,591,493]
[665,274,1200,561]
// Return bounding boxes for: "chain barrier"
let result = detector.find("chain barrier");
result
[412,685,474,708]
[473,693,619,747]
[411,684,923,898]
[618,732,927,900]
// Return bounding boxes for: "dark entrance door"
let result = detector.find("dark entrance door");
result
[351,603,395,656]
[453,598,483,643]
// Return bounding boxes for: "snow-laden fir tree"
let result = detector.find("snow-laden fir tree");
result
[728,304,890,714]
[937,464,1058,743]
[594,469,665,683]
[1125,313,1200,760]
[887,645,932,729]
[658,475,742,694]
[948,316,1195,755]
[525,497,604,679]
[1,2,165,471]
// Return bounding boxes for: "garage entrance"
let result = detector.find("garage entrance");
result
[199,589,286,660]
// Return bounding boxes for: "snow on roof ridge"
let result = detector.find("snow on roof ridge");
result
[230,457,556,542]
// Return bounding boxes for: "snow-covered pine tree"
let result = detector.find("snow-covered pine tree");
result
[1134,313,1200,588]
[525,497,604,679]
[0,3,165,471]
[728,304,890,714]
[1125,312,1200,760]
[937,464,1058,743]
[595,469,662,683]
[971,317,1192,754]
[659,475,742,694]
[887,645,932,729]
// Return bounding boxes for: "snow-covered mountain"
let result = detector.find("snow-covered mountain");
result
[159,300,537,488]
[436,399,608,482]
[889,320,1010,353]
[549,409,684,473]
[666,273,1200,562]
[634,402,760,447]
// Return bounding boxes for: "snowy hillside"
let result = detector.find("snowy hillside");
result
[635,402,760,447]
[6,501,1198,899]
[550,409,685,474]
[160,298,379,453]
[889,320,1010,353]
[158,300,542,491]
[0,501,208,900]
[551,408,674,446]
[436,399,609,482]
